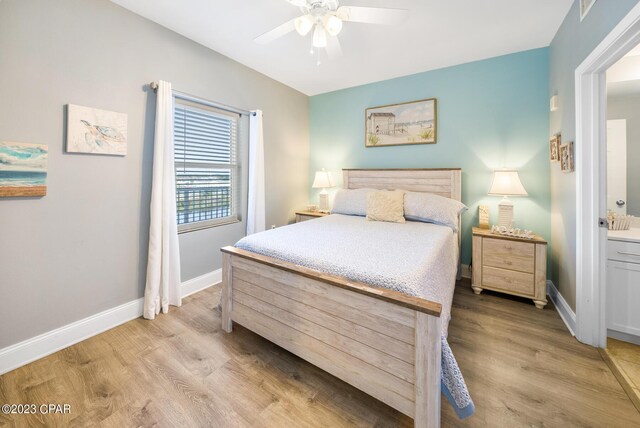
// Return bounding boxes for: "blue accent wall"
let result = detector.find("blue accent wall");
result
[309,48,550,268]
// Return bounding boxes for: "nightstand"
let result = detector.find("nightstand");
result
[295,210,328,223]
[472,227,548,309]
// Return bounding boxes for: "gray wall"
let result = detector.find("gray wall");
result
[608,94,640,215]
[549,0,639,310]
[0,0,309,348]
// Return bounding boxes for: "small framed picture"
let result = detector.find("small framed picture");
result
[66,104,128,156]
[580,0,597,21]
[560,142,574,173]
[550,134,561,162]
[479,205,490,229]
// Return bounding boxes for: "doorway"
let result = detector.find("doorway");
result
[575,3,640,348]
[599,45,640,411]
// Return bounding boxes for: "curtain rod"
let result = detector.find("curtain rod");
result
[149,81,256,117]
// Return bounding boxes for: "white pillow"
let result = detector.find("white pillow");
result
[403,191,467,232]
[366,190,406,223]
[331,188,374,216]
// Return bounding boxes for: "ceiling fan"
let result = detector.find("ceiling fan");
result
[255,0,407,59]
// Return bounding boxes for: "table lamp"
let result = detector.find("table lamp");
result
[312,168,335,213]
[488,169,528,228]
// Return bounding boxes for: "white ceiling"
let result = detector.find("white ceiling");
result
[607,42,640,97]
[111,0,573,96]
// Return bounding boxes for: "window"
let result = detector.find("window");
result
[174,98,240,232]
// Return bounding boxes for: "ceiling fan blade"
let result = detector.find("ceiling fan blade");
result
[286,0,308,6]
[254,18,296,44]
[335,6,407,25]
[326,35,342,60]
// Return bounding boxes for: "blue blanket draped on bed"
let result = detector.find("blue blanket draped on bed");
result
[441,337,474,418]
[235,214,474,419]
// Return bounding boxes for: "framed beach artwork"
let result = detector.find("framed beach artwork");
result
[550,133,561,161]
[560,142,574,173]
[67,104,128,155]
[0,141,48,197]
[365,98,437,147]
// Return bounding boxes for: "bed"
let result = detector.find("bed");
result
[220,168,472,427]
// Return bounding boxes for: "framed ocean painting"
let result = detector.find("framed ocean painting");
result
[365,98,437,147]
[67,104,128,155]
[0,141,48,197]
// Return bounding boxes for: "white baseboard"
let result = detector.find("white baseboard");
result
[547,280,577,336]
[608,329,640,346]
[0,298,144,376]
[0,268,221,376]
[181,269,222,298]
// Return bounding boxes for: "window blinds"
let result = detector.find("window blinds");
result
[174,99,240,231]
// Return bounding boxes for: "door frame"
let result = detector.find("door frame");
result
[575,3,640,347]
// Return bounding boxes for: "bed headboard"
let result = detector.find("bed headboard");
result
[342,168,462,202]
[342,168,463,266]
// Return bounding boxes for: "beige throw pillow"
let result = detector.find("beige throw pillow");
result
[366,190,406,223]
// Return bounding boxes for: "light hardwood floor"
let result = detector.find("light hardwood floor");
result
[1,281,639,427]
[602,338,640,413]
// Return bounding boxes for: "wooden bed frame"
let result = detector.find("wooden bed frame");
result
[221,168,462,428]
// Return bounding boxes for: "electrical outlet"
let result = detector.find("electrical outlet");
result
[271,224,276,229]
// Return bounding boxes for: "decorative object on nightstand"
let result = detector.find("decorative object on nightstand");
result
[488,169,528,228]
[295,210,328,223]
[490,225,534,239]
[478,205,490,229]
[472,227,547,309]
[312,168,335,213]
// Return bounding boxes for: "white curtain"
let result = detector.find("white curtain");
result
[247,110,266,235]
[144,80,182,320]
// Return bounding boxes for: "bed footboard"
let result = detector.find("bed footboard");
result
[221,246,442,428]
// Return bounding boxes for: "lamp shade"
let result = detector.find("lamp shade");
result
[323,15,343,36]
[312,169,335,188]
[294,15,314,36]
[488,170,528,196]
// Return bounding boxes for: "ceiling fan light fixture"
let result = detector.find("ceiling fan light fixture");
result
[294,14,314,36]
[323,15,343,36]
[312,24,327,48]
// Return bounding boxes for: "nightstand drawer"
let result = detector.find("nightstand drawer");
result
[483,238,535,273]
[482,266,535,296]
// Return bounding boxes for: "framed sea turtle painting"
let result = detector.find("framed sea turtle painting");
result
[365,98,437,147]
[66,104,128,155]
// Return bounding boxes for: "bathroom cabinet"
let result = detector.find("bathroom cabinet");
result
[607,237,640,339]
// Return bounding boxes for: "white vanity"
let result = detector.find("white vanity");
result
[607,228,640,343]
